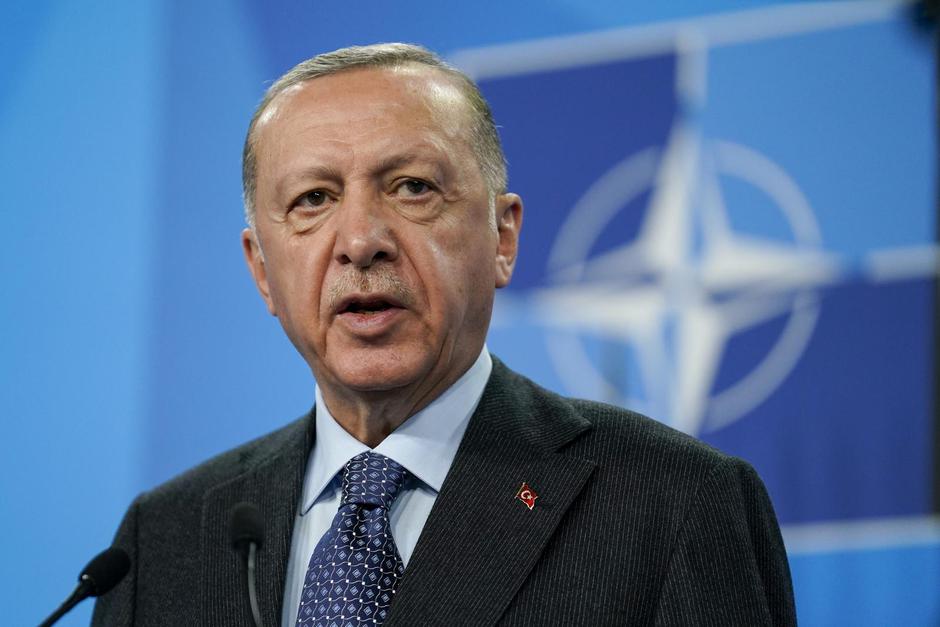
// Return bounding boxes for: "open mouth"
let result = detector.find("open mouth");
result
[339,297,400,316]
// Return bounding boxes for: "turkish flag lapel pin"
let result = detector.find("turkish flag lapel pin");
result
[516,481,538,510]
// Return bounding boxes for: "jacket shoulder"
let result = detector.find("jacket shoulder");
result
[569,396,734,467]
[141,412,311,506]
[492,357,735,472]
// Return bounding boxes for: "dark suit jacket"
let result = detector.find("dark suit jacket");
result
[93,357,796,626]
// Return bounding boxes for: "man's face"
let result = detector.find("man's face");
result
[243,66,521,407]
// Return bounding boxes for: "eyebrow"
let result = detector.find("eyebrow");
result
[276,164,344,199]
[372,145,453,180]
[275,144,453,199]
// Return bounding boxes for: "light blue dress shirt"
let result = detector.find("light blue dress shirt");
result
[281,348,493,626]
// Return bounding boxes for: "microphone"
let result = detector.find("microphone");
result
[38,546,130,627]
[230,502,264,627]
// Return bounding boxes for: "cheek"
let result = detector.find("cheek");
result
[420,228,495,309]
[268,240,332,324]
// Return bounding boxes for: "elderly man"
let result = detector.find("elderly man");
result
[94,44,795,626]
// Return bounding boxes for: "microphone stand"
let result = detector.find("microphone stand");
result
[246,541,263,627]
[38,547,129,627]
[38,577,95,627]
[231,502,264,627]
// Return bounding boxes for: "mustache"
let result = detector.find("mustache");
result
[326,267,416,311]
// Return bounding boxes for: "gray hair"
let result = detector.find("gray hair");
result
[241,43,508,229]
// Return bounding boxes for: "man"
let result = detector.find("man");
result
[94,43,795,626]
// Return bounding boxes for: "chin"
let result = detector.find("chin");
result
[322,348,433,394]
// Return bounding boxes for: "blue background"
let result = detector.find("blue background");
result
[2,1,936,624]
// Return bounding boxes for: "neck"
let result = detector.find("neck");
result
[319,391,424,447]
[317,353,480,448]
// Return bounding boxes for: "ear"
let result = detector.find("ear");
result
[494,193,523,288]
[241,228,277,316]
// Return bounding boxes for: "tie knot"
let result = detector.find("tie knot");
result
[341,452,408,509]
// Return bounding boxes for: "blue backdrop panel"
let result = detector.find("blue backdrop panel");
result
[461,7,939,623]
[3,2,937,625]
[0,1,161,624]
[790,542,940,625]
[466,4,936,526]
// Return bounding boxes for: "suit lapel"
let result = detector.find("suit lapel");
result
[387,360,596,626]
[201,413,315,626]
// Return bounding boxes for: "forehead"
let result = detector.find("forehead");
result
[254,66,473,156]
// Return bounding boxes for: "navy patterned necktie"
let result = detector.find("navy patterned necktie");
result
[295,452,409,627]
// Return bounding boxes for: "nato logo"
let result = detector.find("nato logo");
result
[456,3,937,523]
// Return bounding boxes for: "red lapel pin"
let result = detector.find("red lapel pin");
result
[516,481,538,510]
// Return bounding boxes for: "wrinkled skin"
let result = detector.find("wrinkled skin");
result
[242,66,522,445]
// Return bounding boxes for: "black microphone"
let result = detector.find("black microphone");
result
[38,546,130,627]
[231,502,264,627]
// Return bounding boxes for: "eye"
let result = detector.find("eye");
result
[397,179,432,197]
[298,189,330,207]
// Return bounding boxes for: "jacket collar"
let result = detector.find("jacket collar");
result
[386,357,596,625]
[198,357,595,626]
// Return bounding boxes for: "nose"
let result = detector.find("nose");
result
[332,188,398,268]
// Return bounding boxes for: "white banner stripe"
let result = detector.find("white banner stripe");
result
[449,0,910,80]
[782,515,940,555]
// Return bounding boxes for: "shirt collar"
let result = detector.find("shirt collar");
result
[299,347,492,515]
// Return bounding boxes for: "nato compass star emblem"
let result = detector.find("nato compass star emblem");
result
[504,122,939,436]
